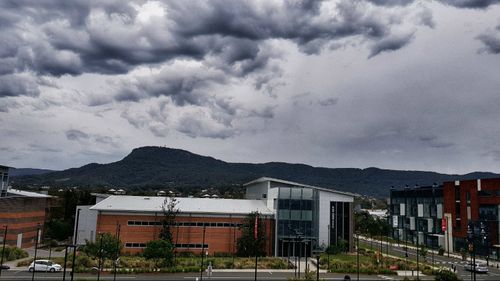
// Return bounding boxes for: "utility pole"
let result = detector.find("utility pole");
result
[62,245,68,281]
[97,234,103,281]
[356,232,360,281]
[416,230,419,280]
[0,225,7,277]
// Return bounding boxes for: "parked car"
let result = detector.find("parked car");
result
[28,260,62,272]
[0,264,10,270]
[464,262,488,273]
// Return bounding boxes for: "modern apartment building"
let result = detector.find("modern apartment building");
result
[389,185,444,249]
[443,179,500,259]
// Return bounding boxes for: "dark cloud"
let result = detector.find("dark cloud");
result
[318,98,339,106]
[368,31,415,58]
[0,75,40,97]
[477,26,500,54]
[0,0,428,79]
[176,115,235,139]
[65,129,90,141]
[365,0,414,6]
[442,0,500,8]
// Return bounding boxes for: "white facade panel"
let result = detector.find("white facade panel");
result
[437,204,443,219]
[74,205,98,245]
[409,217,415,230]
[317,189,353,247]
[417,204,423,217]
[400,203,405,216]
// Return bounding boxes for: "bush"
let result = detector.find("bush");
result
[434,269,461,281]
[0,247,28,261]
[438,247,445,256]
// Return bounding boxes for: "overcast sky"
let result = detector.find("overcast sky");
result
[1,0,500,173]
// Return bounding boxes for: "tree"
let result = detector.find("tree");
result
[143,239,174,268]
[236,212,266,257]
[45,219,72,241]
[160,196,178,243]
[81,233,121,266]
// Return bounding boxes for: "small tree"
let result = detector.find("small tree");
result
[419,245,427,261]
[143,239,174,268]
[236,212,266,257]
[160,196,179,243]
[81,233,121,267]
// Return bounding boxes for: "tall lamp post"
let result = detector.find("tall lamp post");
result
[32,224,40,281]
[356,231,360,281]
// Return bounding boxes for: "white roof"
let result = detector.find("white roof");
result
[244,177,355,197]
[90,195,274,215]
[7,189,52,198]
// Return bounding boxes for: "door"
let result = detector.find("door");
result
[16,233,22,248]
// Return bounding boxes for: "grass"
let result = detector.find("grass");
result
[18,254,291,273]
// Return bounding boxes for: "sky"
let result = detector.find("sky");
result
[1,0,500,173]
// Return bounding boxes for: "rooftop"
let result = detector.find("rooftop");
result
[244,177,355,197]
[90,195,274,215]
[5,189,52,198]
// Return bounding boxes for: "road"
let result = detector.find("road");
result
[0,270,432,281]
[360,237,500,281]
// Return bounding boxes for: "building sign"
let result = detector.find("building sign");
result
[441,218,447,232]
[330,202,336,245]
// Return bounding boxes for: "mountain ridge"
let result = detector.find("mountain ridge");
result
[11,146,500,197]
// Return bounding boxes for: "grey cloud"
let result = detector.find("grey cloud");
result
[368,31,415,58]
[441,0,500,8]
[28,144,62,153]
[0,74,40,97]
[177,116,235,139]
[65,129,90,141]
[318,98,339,106]
[365,0,414,6]
[477,27,500,54]
[0,0,426,79]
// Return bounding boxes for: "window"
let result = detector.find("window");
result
[455,187,460,201]
[125,242,146,248]
[478,190,493,197]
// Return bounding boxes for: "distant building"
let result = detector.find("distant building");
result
[79,177,355,256]
[389,185,444,249]
[0,165,55,248]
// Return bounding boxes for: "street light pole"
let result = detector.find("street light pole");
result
[200,225,206,281]
[356,232,360,281]
[416,230,419,280]
[32,224,40,281]
[71,208,81,281]
[0,225,7,277]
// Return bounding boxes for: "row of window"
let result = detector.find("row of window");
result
[127,221,243,228]
[125,242,208,249]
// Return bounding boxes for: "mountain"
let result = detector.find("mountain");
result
[9,168,55,177]
[11,146,500,197]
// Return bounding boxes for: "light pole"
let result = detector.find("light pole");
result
[113,223,121,281]
[0,225,7,277]
[32,224,40,281]
[356,232,360,281]
[416,230,419,280]
[200,225,206,281]
[71,208,81,281]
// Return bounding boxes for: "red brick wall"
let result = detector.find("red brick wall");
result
[96,212,275,256]
[443,178,500,242]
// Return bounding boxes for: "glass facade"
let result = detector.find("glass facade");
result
[276,186,318,257]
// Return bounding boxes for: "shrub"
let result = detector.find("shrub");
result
[438,247,445,256]
[0,247,28,261]
[434,269,461,281]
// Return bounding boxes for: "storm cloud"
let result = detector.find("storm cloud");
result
[1,0,500,174]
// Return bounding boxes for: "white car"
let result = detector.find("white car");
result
[28,260,62,272]
[464,262,488,273]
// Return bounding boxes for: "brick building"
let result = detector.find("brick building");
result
[80,177,355,256]
[443,179,500,258]
[0,165,54,248]
[91,196,275,255]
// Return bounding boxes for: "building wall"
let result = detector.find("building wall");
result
[318,190,354,249]
[74,205,98,245]
[96,212,274,255]
[0,197,47,248]
[443,178,500,254]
